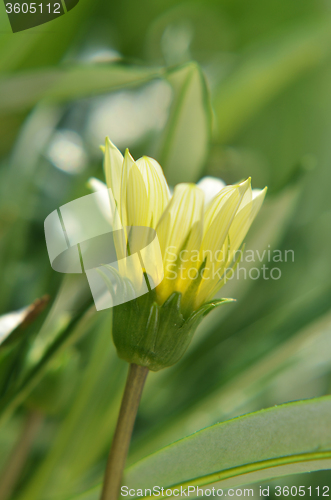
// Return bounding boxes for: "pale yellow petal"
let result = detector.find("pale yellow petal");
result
[119,161,148,290]
[237,177,252,210]
[203,178,251,232]
[103,137,123,205]
[194,183,248,304]
[156,183,204,260]
[126,163,149,227]
[228,187,267,259]
[201,179,250,256]
[136,156,171,227]
[156,184,204,303]
[171,218,204,297]
[155,210,172,266]
[120,149,136,227]
[195,183,265,307]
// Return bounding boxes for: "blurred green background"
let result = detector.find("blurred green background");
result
[0,0,331,498]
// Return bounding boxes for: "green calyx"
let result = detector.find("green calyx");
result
[112,290,233,371]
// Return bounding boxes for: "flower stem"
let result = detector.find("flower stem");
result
[101,363,149,500]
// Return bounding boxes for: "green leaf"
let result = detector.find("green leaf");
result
[130,396,331,488]
[67,396,331,498]
[123,396,331,491]
[135,301,331,468]
[158,62,211,185]
[0,306,33,347]
[0,296,49,348]
[213,17,331,143]
[0,64,161,114]
[0,277,93,426]
[15,312,124,500]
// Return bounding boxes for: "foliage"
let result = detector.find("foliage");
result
[0,0,331,498]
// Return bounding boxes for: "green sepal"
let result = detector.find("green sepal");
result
[112,292,234,371]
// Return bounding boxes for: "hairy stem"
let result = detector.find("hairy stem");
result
[0,411,43,500]
[100,363,149,500]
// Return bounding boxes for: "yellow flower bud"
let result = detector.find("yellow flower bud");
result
[97,138,267,370]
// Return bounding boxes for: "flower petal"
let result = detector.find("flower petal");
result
[157,183,204,260]
[136,156,171,227]
[195,180,250,304]
[228,186,267,259]
[103,137,123,206]
[120,149,136,227]
[203,178,251,236]
[126,163,149,227]
[156,184,204,303]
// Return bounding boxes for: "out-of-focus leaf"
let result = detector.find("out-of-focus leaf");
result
[133,304,331,465]
[0,296,50,405]
[158,61,211,184]
[15,311,125,500]
[0,104,64,310]
[213,18,331,143]
[0,296,49,348]
[0,0,102,72]
[0,307,32,347]
[0,64,162,114]
[0,277,93,426]
[0,30,44,74]
[68,397,331,498]
[68,489,98,500]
